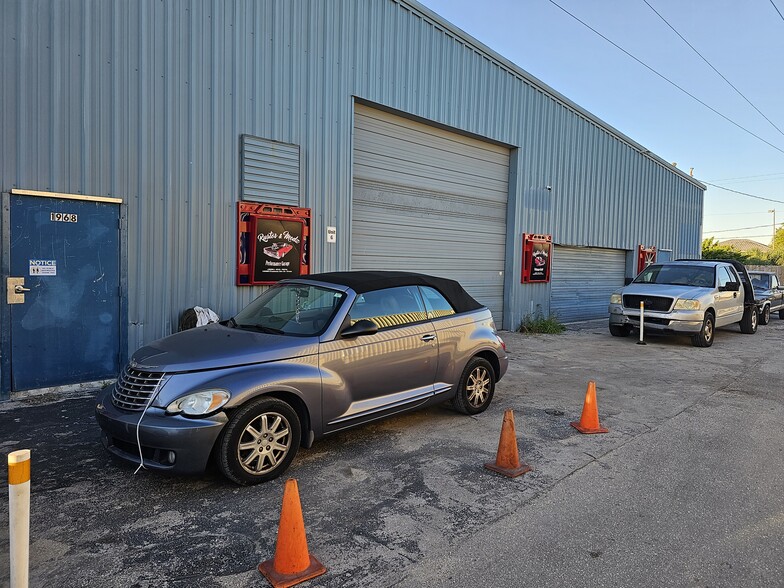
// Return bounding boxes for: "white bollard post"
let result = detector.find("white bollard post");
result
[8,449,31,588]
[637,301,647,345]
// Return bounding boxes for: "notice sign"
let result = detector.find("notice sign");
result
[30,259,57,276]
[521,233,552,283]
[252,218,304,282]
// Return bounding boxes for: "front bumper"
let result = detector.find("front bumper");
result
[608,304,703,334]
[94,384,228,474]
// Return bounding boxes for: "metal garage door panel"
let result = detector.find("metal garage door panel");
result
[352,105,509,325]
[550,247,627,322]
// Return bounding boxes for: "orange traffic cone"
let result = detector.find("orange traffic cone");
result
[484,409,531,478]
[570,381,608,434]
[258,479,327,588]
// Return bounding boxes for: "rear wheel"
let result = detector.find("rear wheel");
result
[760,304,771,326]
[609,324,631,337]
[779,309,784,320]
[452,357,495,415]
[740,306,758,334]
[691,312,714,348]
[217,397,301,485]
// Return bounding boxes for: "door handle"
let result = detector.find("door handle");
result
[7,277,29,304]
[14,285,31,294]
[421,334,436,342]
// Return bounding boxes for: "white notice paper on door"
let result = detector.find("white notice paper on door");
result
[29,259,57,276]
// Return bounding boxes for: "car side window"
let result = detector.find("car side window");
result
[772,275,780,289]
[349,286,428,330]
[419,286,456,319]
[717,267,734,288]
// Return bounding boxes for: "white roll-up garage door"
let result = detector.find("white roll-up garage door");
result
[550,246,627,322]
[352,104,510,325]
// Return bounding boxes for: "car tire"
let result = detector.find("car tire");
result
[779,309,784,320]
[760,304,771,326]
[452,357,495,415]
[216,397,301,486]
[691,312,714,348]
[609,324,631,337]
[740,306,758,334]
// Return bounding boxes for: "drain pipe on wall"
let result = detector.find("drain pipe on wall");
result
[8,449,31,588]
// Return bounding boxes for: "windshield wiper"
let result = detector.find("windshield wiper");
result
[226,317,237,328]
[236,323,284,335]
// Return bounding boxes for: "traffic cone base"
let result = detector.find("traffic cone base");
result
[258,555,326,588]
[571,380,608,434]
[570,421,608,435]
[484,409,532,478]
[484,461,532,478]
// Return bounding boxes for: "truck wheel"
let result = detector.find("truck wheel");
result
[740,306,758,334]
[760,304,771,326]
[691,312,714,347]
[779,309,784,320]
[609,324,631,337]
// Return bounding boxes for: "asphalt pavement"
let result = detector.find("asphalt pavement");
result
[1,318,783,587]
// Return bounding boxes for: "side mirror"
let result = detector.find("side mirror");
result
[340,319,378,338]
[624,277,633,286]
[720,281,740,292]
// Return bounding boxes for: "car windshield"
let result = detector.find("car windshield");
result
[633,264,716,287]
[232,283,346,336]
[750,274,770,290]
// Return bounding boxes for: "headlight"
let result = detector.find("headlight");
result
[166,390,230,416]
[610,294,622,304]
[673,299,701,311]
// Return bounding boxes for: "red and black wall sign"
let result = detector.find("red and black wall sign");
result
[637,245,657,274]
[521,233,552,283]
[237,202,311,285]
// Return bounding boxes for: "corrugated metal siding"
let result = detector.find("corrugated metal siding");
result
[550,246,627,322]
[352,104,509,324]
[240,135,300,205]
[0,0,705,357]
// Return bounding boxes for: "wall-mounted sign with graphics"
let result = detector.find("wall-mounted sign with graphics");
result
[637,245,657,274]
[521,233,552,283]
[236,202,311,285]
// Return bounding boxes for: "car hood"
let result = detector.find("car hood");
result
[619,283,711,299]
[130,323,318,373]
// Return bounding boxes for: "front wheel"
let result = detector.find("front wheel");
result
[609,324,631,337]
[452,357,495,415]
[760,304,771,326]
[216,397,301,485]
[691,312,714,347]
[740,306,758,334]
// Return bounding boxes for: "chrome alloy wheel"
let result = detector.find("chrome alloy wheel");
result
[237,412,292,475]
[704,317,714,342]
[466,366,491,409]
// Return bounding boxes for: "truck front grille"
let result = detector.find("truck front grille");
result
[622,295,673,312]
[111,366,165,411]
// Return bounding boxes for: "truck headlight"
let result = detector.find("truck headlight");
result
[673,299,701,311]
[609,294,622,304]
[166,390,230,416]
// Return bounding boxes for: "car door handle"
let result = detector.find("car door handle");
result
[421,334,436,342]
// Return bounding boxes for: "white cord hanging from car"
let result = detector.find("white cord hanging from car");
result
[134,378,164,475]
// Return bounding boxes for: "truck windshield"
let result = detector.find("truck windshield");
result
[232,283,346,336]
[633,265,716,288]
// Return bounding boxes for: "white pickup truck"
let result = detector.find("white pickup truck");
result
[608,259,759,347]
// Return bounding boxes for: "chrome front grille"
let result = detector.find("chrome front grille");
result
[111,366,165,411]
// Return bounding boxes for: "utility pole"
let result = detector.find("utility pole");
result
[770,209,777,245]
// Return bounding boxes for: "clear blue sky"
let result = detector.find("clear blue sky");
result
[418,0,784,246]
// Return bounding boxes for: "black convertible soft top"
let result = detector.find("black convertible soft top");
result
[296,270,484,314]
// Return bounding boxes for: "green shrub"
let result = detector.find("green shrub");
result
[518,313,566,334]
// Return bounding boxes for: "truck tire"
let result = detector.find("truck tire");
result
[609,324,631,337]
[739,306,758,334]
[779,309,784,320]
[691,312,714,348]
[760,304,771,326]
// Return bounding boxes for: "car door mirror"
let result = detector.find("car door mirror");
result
[720,281,740,292]
[340,319,378,338]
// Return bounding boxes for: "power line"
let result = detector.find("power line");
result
[546,0,784,157]
[704,223,778,233]
[770,0,784,22]
[642,0,784,138]
[706,172,784,182]
[704,181,784,204]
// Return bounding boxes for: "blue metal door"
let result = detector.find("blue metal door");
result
[8,194,121,391]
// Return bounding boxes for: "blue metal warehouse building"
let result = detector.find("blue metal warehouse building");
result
[0,0,705,396]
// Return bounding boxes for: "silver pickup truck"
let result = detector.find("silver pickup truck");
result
[608,260,759,347]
